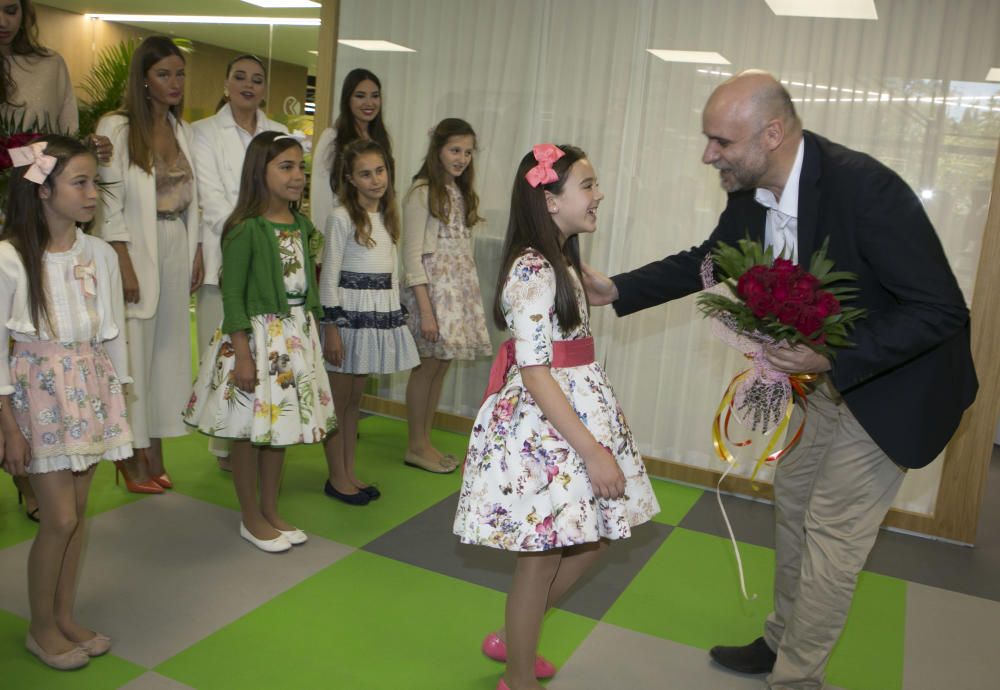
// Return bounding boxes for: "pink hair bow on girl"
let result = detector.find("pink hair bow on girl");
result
[524,144,565,188]
[9,141,57,184]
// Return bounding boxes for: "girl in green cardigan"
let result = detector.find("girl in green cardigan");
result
[183,132,337,553]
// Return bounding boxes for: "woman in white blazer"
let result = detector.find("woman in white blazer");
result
[96,36,202,493]
[191,54,286,468]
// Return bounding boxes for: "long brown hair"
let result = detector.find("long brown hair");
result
[215,54,267,113]
[0,1,50,111]
[328,68,394,200]
[116,36,185,174]
[494,145,588,331]
[408,117,482,228]
[222,131,303,242]
[1,134,96,331]
[338,139,399,248]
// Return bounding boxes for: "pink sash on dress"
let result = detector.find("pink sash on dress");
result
[481,336,595,404]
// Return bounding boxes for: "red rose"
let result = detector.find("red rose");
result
[789,272,820,303]
[737,272,767,299]
[747,293,776,318]
[796,306,823,337]
[771,277,791,303]
[772,258,796,274]
[777,301,802,326]
[814,290,841,318]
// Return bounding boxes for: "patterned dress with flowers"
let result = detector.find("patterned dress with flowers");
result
[453,250,659,551]
[183,220,336,446]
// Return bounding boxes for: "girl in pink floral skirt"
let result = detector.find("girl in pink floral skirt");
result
[0,135,133,670]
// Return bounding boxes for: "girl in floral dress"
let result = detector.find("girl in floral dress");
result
[184,132,336,553]
[320,139,419,505]
[0,135,132,670]
[400,118,492,473]
[453,145,659,690]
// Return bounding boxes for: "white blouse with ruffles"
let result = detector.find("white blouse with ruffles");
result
[0,231,131,395]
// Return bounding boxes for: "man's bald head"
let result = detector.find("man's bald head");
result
[710,70,801,133]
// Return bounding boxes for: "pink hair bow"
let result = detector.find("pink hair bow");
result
[524,144,565,188]
[9,141,57,184]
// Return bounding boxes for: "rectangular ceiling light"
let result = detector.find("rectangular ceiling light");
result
[241,0,320,7]
[765,0,877,19]
[85,14,320,25]
[338,40,415,52]
[647,50,730,65]
[987,68,1000,82]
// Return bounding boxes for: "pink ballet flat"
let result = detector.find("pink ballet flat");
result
[482,632,557,679]
[497,679,511,690]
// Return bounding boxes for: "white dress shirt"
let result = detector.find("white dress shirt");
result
[755,138,805,263]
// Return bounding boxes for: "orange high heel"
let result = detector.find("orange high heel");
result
[114,462,164,494]
[150,473,173,490]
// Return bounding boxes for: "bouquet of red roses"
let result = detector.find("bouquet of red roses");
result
[698,237,865,359]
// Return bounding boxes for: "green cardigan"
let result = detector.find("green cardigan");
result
[220,212,323,334]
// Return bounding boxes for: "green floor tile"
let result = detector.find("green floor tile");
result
[166,415,465,547]
[156,550,595,689]
[0,609,145,688]
[648,477,704,525]
[825,572,906,690]
[603,527,775,649]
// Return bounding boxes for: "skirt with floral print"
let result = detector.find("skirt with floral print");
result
[183,307,337,447]
[10,340,133,474]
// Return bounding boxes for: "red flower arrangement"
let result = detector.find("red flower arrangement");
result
[699,237,865,358]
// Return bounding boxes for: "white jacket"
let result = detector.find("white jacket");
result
[95,112,200,320]
[190,104,288,286]
[310,127,339,238]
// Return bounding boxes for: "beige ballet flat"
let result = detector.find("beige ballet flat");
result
[78,632,112,657]
[25,633,89,670]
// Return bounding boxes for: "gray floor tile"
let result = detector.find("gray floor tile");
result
[902,583,1000,690]
[119,672,197,690]
[679,490,776,549]
[0,492,354,669]
[362,493,672,619]
[548,622,764,689]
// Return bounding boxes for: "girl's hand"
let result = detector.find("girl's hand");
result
[581,261,619,306]
[2,428,32,477]
[234,353,257,393]
[119,252,140,304]
[581,444,625,500]
[190,244,205,294]
[323,325,344,367]
[88,134,114,165]
[420,310,439,342]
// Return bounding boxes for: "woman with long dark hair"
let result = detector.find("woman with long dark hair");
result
[96,35,203,493]
[309,68,394,238]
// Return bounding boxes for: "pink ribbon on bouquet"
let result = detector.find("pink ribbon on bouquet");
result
[9,141,57,184]
[524,144,565,188]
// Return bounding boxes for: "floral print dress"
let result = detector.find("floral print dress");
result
[183,220,336,446]
[453,250,659,551]
[401,184,493,360]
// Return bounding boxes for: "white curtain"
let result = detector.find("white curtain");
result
[331,0,1000,514]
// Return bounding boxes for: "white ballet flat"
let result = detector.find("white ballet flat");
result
[279,528,308,545]
[240,523,292,553]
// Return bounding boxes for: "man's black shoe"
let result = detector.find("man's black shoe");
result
[708,636,777,674]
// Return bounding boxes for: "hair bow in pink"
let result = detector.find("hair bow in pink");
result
[9,141,57,184]
[524,144,565,188]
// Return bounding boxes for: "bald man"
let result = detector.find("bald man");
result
[585,71,977,689]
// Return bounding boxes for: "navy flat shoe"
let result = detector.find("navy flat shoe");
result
[324,481,371,506]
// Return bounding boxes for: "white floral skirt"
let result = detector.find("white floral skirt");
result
[183,307,337,446]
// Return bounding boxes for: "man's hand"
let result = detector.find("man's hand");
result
[581,261,619,306]
[764,343,831,375]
